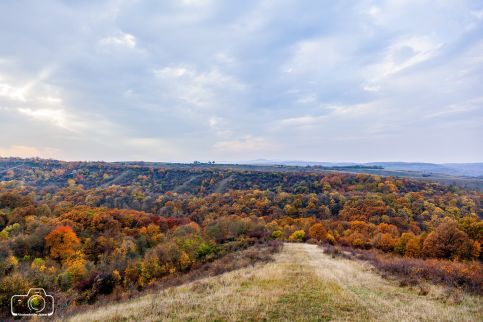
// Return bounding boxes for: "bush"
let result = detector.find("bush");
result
[353,248,483,294]
[0,274,30,312]
[57,271,74,291]
[289,230,305,242]
[326,232,335,245]
[271,230,283,240]
[195,242,215,260]
[93,273,116,295]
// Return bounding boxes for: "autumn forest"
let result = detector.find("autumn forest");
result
[0,158,481,318]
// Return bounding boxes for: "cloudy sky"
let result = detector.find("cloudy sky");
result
[0,0,482,163]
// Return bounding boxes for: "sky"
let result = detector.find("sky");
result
[0,0,482,163]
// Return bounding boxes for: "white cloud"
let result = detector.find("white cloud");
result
[124,138,175,158]
[273,102,382,133]
[367,6,381,19]
[208,116,232,137]
[426,97,483,118]
[327,103,380,116]
[286,37,348,75]
[214,52,236,65]
[295,94,317,104]
[154,66,192,78]
[100,32,136,48]
[38,96,63,105]
[0,83,27,101]
[277,115,322,128]
[18,108,67,128]
[208,116,221,127]
[180,0,213,7]
[381,36,443,76]
[213,136,275,153]
[154,65,244,108]
[0,66,57,103]
[362,83,381,92]
[363,36,443,91]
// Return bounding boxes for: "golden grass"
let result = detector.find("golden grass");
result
[303,244,482,322]
[63,243,482,322]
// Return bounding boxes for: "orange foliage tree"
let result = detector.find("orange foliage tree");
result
[45,226,81,263]
[405,236,422,257]
[309,223,327,241]
[373,233,396,252]
[422,221,473,259]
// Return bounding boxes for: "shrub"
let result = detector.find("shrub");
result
[326,232,336,245]
[289,230,305,242]
[57,271,74,291]
[353,248,483,294]
[271,230,283,240]
[31,258,46,272]
[0,274,30,310]
[195,242,215,260]
[93,273,116,295]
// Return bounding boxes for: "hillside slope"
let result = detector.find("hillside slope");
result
[63,244,481,322]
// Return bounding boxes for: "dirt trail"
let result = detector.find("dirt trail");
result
[172,174,202,193]
[214,174,234,193]
[100,170,132,188]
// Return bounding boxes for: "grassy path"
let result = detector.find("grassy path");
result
[65,243,482,322]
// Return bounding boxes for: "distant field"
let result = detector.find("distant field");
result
[64,244,482,322]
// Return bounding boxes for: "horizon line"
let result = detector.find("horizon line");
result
[1,156,482,165]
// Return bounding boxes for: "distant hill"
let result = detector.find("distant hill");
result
[243,160,483,177]
[367,162,483,177]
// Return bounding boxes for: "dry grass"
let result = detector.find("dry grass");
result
[305,244,482,321]
[63,243,482,322]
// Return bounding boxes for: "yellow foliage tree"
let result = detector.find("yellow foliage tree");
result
[64,250,87,281]
[179,251,192,271]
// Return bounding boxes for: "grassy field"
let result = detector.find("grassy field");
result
[63,243,482,322]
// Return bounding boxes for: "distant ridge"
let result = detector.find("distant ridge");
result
[241,160,483,177]
[1,156,482,178]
